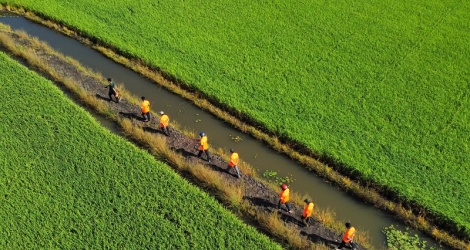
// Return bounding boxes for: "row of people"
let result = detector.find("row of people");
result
[107,78,356,249]
[105,78,152,123]
[278,184,314,225]
[106,78,236,177]
[279,184,357,249]
[193,129,357,249]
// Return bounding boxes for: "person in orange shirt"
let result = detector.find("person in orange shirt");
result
[141,96,151,122]
[197,132,211,162]
[301,198,314,226]
[159,111,170,136]
[336,222,357,250]
[226,149,241,178]
[277,183,292,213]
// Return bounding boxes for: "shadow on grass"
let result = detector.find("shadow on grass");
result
[279,212,306,227]
[143,126,171,137]
[119,111,145,121]
[206,162,234,177]
[225,168,241,179]
[244,196,275,213]
[300,231,342,248]
[143,126,163,134]
[174,147,198,158]
[95,93,117,103]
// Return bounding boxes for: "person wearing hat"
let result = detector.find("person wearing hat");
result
[278,183,292,213]
[301,198,314,226]
[104,78,120,103]
[226,149,241,178]
[159,111,170,136]
[141,96,151,122]
[197,132,211,162]
[336,222,357,250]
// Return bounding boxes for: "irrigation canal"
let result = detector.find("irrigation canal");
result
[0,14,443,249]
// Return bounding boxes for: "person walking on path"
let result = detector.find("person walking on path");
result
[336,222,357,250]
[104,78,120,103]
[159,111,170,136]
[141,96,151,122]
[301,198,314,226]
[278,183,292,213]
[197,132,211,162]
[226,149,241,178]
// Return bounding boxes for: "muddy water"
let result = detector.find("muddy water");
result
[0,15,443,249]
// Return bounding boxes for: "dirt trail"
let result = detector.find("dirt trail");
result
[0,28,364,249]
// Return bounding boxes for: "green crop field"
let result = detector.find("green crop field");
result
[0,52,280,249]
[3,0,470,236]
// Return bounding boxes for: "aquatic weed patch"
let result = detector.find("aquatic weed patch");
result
[0,52,280,249]
[3,0,470,238]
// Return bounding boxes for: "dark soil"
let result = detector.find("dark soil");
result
[2,30,364,250]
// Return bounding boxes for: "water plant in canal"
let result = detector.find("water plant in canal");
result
[263,170,295,186]
[383,225,441,250]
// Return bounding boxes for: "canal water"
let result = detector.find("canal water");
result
[0,14,444,249]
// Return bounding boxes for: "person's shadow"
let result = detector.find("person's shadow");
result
[119,111,145,121]
[225,169,240,178]
[300,231,341,248]
[206,162,230,175]
[95,93,115,102]
[243,196,276,212]
[173,147,197,158]
[143,126,163,135]
[279,212,305,227]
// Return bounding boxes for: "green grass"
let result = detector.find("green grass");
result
[0,52,280,249]
[2,0,470,236]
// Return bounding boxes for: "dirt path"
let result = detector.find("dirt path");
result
[1,28,363,249]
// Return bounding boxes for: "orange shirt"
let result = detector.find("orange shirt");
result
[141,100,150,113]
[279,188,290,204]
[199,136,209,150]
[302,202,314,218]
[343,227,356,243]
[229,152,239,167]
[160,114,169,128]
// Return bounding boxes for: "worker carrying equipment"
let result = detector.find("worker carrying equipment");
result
[104,78,121,103]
